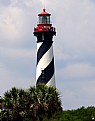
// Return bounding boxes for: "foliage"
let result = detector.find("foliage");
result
[47,106,95,121]
[0,84,62,121]
[1,84,95,121]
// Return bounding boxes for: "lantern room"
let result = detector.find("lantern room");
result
[38,9,51,24]
[34,9,56,35]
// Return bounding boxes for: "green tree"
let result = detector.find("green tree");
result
[1,84,62,121]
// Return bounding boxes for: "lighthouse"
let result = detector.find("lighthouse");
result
[33,9,56,87]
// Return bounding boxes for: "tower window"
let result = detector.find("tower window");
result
[41,70,45,80]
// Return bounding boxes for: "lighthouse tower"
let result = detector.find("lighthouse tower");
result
[33,9,56,86]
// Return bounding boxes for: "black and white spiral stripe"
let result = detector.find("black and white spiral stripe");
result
[36,40,55,87]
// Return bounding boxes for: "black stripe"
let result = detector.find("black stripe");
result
[36,58,54,85]
[37,41,52,65]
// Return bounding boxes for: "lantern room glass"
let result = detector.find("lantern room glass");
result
[39,15,50,24]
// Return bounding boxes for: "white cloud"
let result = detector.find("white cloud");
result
[0,62,35,96]
[0,61,35,96]
[53,0,95,55]
[0,63,11,81]
[58,63,95,80]
[63,79,95,109]
[0,47,35,59]
[39,0,49,6]
[0,6,29,46]
[83,81,95,97]
[0,62,12,95]
[0,0,38,48]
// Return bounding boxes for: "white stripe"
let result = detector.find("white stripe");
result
[37,42,43,51]
[46,74,55,87]
[36,45,54,81]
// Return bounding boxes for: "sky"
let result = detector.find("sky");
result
[0,0,95,110]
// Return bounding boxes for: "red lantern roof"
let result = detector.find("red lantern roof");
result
[38,9,51,16]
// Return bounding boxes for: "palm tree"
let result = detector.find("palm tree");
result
[28,84,62,121]
[4,91,12,109]
[1,84,62,121]
[2,90,13,121]
[3,87,24,121]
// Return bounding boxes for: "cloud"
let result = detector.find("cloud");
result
[0,47,36,83]
[0,60,35,96]
[0,47,35,59]
[0,62,12,95]
[0,0,38,96]
[1,8,22,38]
[0,6,29,47]
[58,63,95,81]
[39,0,49,7]
[52,0,95,47]
[62,79,95,109]
[0,62,11,81]
[83,81,95,98]
[0,0,39,48]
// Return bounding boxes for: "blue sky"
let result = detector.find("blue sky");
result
[0,0,95,110]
